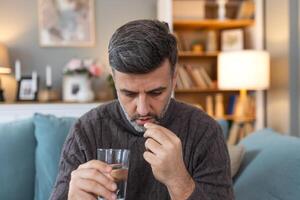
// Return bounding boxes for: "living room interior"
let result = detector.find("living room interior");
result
[0,0,299,200]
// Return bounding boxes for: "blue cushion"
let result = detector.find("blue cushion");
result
[0,118,36,200]
[33,113,76,200]
[234,129,300,200]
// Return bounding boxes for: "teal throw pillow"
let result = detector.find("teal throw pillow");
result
[0,118,36,200]
[33,113,76,200]
[234,129,300,200]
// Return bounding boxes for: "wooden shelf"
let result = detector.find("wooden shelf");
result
[175,88,239,93]
[178,51,219,57]
[173,19,255,30]
[218,115,256,122]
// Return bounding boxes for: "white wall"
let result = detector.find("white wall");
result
[266,0,290,134]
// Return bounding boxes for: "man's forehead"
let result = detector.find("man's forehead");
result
[112,59,172,78]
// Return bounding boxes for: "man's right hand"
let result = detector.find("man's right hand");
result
[68,160,117,200]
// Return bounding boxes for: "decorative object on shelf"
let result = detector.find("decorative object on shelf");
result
[191,43,203,53]
[218,50,270,121]
[237,0,255,19]
[38,65,59,102]
[206,30,217,53]
[38,0,95,47]
[46,65,52,89]
[221,28,244,51]
[217,0,227,20]
[225,0,240,19]
[205,0,218,19]
[0,43,11,102]
[17,73,39,101]
[63,58,102,102]
[15,60,21,82]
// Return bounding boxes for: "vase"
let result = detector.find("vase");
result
[63,73,95,102]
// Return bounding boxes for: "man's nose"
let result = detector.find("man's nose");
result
[136,94,150,116]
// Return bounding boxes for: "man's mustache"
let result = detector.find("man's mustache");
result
[130,114,160,123]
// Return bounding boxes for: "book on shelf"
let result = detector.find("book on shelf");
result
[184,65,207,89]
[176,73,184,89]
[198,67,214,88]
[178,66,195,89]
[214,93,225,119]
[227,95,237,115]
[176,67,186,89]
[205,95,214,117]
[176,65,215,90]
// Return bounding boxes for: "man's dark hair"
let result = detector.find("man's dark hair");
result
[108,19,177,74]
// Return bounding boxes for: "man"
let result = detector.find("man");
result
[50,19,234,200]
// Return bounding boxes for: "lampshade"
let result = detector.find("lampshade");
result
[218,50,270,90]
[0,43,11,74]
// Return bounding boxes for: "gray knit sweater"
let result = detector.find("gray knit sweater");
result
[50,99,234,200]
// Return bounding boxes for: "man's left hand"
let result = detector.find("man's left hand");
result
[143,122,195,200]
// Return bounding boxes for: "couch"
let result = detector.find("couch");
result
[0,113,299,200]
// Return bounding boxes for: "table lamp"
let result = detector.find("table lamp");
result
[218,50,270,120]
[0,43,11,102]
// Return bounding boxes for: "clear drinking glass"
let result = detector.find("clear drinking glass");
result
[97,149,130,200]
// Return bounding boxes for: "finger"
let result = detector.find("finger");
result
[79,160,111,172]
[144,128,172,146]
[143,150,158,166]
[78,160,114,181]
[75,168,117,191]
[111,168,128,182]
[74,178,117,200]
[145,138,162,155]
[144,122,177,141]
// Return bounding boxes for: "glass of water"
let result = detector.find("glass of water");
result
[97,149,130,200]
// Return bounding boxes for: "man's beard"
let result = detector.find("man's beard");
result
[118,95,172,133]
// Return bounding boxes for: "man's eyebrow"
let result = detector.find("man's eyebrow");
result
[146,87,167,93]
[120,89,137,93]
[119,87,167,94]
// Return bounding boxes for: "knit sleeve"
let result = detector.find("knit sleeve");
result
[187,122,234,200]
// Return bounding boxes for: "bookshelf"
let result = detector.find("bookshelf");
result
[158,0,264,143]
[173,2,256,108]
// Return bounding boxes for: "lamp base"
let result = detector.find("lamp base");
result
[234,90,255,122]
[0,89,4,102]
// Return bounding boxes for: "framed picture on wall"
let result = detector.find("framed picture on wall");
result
[38,0,95,47]
[221,29,244,51]
[17,76,39,101]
